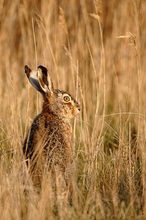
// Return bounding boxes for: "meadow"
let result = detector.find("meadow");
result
[0,0,146,219]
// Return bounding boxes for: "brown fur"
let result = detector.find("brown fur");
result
[23,65,80,189]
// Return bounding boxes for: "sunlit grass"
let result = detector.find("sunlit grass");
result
[0,0,146,219]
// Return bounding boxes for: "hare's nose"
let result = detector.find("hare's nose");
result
[78,107,81,112]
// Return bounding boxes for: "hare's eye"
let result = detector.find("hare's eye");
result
[63,95,71,102]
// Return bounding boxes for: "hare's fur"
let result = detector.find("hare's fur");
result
[23,66,80,188]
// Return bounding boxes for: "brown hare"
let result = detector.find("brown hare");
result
[23,65,80,189]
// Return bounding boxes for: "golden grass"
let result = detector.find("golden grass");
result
[0,0,146,219]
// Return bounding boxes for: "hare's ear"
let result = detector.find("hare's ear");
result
[37,65,54,95]
[24,65,44,93]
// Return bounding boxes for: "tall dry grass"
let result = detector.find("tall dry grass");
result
[0,0,146,219]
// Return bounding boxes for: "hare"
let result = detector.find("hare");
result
[23,65,80,188]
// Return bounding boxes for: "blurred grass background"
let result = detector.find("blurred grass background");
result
[0,0,146,219]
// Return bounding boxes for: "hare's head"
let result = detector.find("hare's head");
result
[24,65,80,119]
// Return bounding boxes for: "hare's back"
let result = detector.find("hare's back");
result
[23,113,73,164]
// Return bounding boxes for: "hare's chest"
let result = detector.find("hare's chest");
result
[41,120,72,149]
[41,121,73,165]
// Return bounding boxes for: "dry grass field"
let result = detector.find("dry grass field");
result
[0,0,146,219]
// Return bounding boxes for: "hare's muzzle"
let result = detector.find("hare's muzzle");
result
[72,105,80,117]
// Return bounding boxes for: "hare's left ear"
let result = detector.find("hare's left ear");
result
[24,65,43,93]
[37,65,54,95]
[24,65,54,95]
